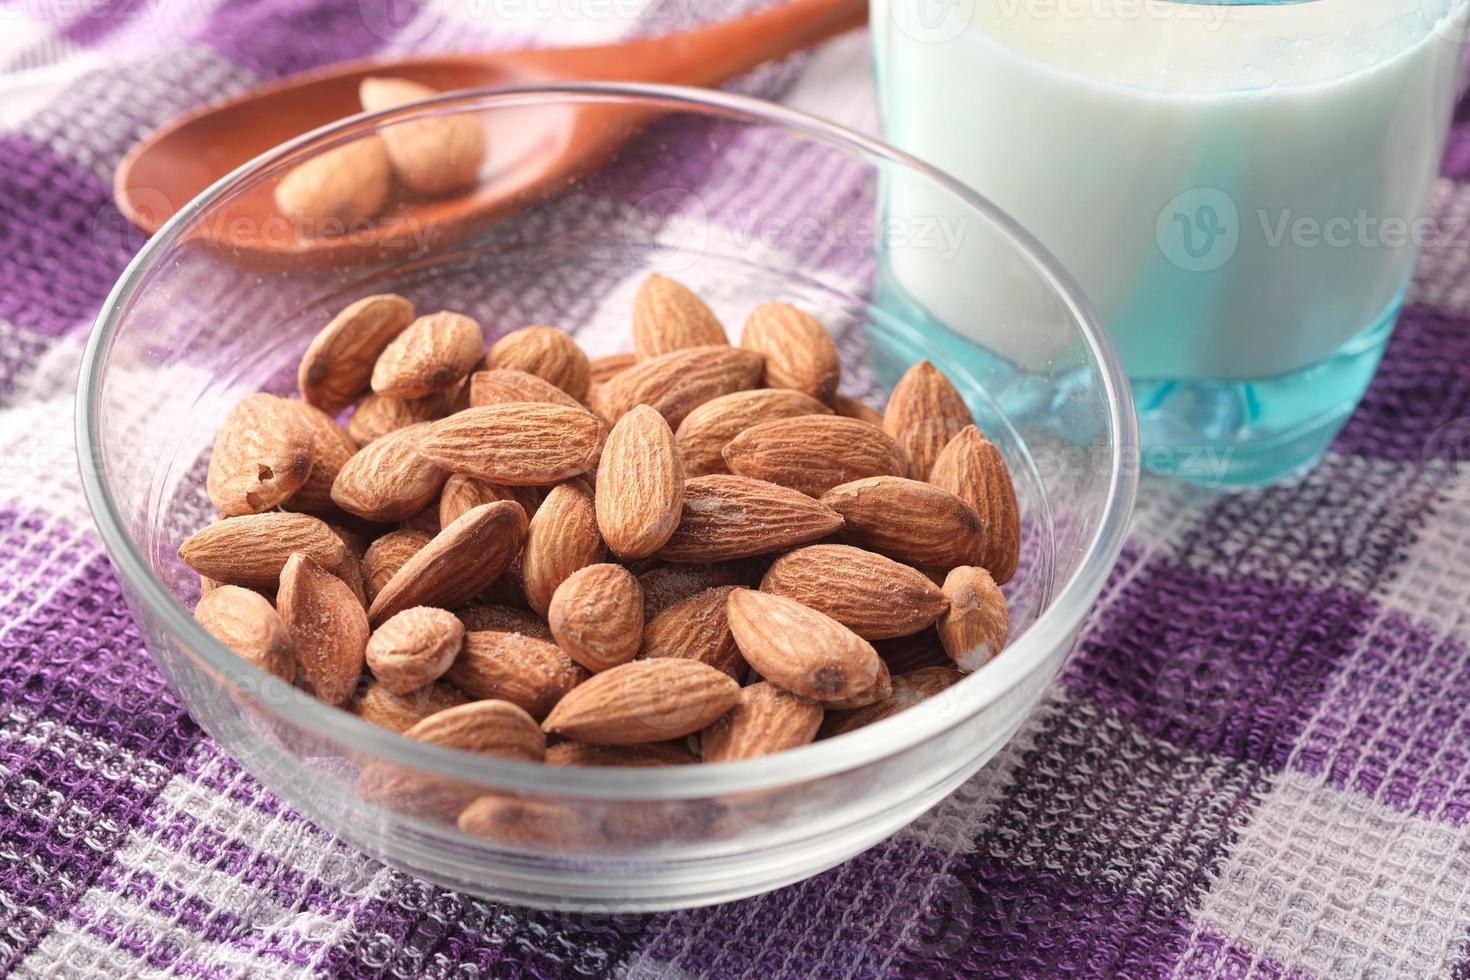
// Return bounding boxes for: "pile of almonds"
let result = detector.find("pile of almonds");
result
[181,273,1019,833]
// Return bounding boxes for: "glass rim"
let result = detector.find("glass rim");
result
[76,81,1139,801]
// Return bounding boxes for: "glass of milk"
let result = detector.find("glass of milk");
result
[873,0,1468,485]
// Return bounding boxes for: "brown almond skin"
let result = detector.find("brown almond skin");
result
[640,585,746,681]
[274,137,389,230]
[206,393,314,516]
[589,351,637,386]
[725,589,882,703]
[542,659,739,745]
[403,700,546,762]
[455,602,552,639]
[832,393,885,428]
[330,421,448,522]
[348,680,469,733]
[418,403,602,486]
[656,475,843,563]
[596,405,685,560]
[369,500,529,624]
[361,529,430,604]
[282,401,359,517]
[371,311,484,399]
[883,360,975,481]
[277,552,369,707]
[591,345,764,429]
[468,368,586,410]
[179,513,346,589]
[481,325,591,400]
[193,585,294,681]
[674,388,833,478]
[632,273,728,359]
[366,606,465,694]
[820,665,964,739]
[548,564,644,673]
[522,483,604,616]
[821,476,987,570]
[445,631,588,719]
[760,544,949,641]
[457,796,602,850]
[299,293,414,414]
[438,474,532,528]
[937,566,1009,672]
[636,560,766,621]
[740,302,841,402]
[701,682,823,762]
[824,656,892,709]
[874,629,951,674]
[930,426,1022,584]
[545,741,697,767]
[723,415,907,498]
[346,391,451,444]
[360,76,486,194]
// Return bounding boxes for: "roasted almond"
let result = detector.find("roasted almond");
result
[481,325,591,400]
[739,302,840,402]
[438,474,540,528]
[346,391,450,444]
[179,513,346,588]
[760,544,949,640]
[636,560,766,621]
[403,699,546,762]
[544,741,696,767]
[823,656,892,709]
[632,273,728,358]
[821,476,987,570]
[277,552,369,707]
[725,589,882,703]
[206,393,314,516]
[366,606,465,694]
[591,345,763,429]
[588,351,637,386]
[330,421,448,522]
[656,475,843,563]
[455,602,552,639]
[418,403,602,485]
[831,393,884,428]
[936,566,1009,672]
[548,563,644,672]
[723,415,906,497]
[282,401,358,516]
[371,311,483,399]
[299,293,414,413]
[359,76,486,194]
[674,388,832,478]
[193,585,294,681]
[875,629,951,674]
[930,426,1021,584]
[334,548,370,610]
[700,682,822,762]
[369,500,529,624]
[883,360,974,481]
[361,529,430,603]
[541,659,739,744]
[820,665,964,739]
[521,482,604,616]
[468,368,586,410]
[348,680,469,733]
[444,631,588,719]
[640,585,745,681]
[596,405,684,559]
[457,796,602,850]
[274,137,389,229]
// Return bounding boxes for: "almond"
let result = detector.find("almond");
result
[823,656,891,709]
[544,741,696,767]
[299,293,414,413]
[819,665,964,738]
[455,602,552,639]
[193,585,294,681]
[725,589,882,703]
[361,529,430,603]
[399,506,440,536]
[444,631,587,719]
[740,302,840,402]
[403,700,546,762]
[930,426,1021,584]
[541,659,739,744]
[831,393,884,428]
[277,552,369,707]
[468,368,585,410]
[591,345,763,429]
[548,563,644,672]
[674,388,832,477]
[348,679,469,733]
[883,360,974,481]
[821,476,987,570]
[274,137,389,228]
[371,311,483,399]
[875,629,951,674]
[346,391,450,444]
[369,500,529,624]
[366,606,465,694]
[588,351,637,386]
[760,544,949,641]
[359,76,486,194]
[457,796,602,850]
[282,401,358,516]
[723,415,906,497]
[521,482,604,616]
[640,585,745,681]
[595,405,684,559]
[179,513,346,588]
[418,403,602,485]
[700,682,822,762]
[206,393,314,516]
[437,474,540,528]
[636,560,765,621]
[335,548,370,610]
[656,475,843,563]
[632,273,728,358]
[481,325,591,400]
[330,421,448,522]
[936,566,1009,672]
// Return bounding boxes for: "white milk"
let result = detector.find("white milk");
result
[874,0,1466,380]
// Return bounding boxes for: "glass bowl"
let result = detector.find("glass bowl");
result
[77,83,1138,912]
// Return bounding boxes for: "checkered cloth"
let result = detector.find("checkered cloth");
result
[3,1,1470,976]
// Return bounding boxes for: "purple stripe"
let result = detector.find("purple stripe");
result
[58,0,141,45]
[61,902,241,979]
[1174,926,1313,980]
[194,0,403,78]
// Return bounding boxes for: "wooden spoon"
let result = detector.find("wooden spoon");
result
[114,0,867,264]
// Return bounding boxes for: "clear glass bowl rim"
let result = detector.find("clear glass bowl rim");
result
[76,82,1140,801]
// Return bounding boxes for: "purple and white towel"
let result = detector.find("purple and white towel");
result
[3,1,1470,976]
